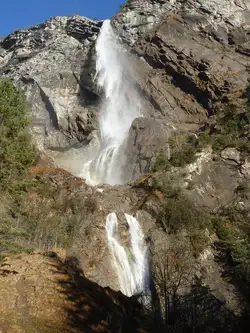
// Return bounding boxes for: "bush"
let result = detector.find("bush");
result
[213,208,250,290]
[159,194,210,233]
[152,173,181,198]
[0,79,36,256]
[170,145,198,167]
[153,173,211,234]
[151,151,171,172]
[152,135,199,172]
[202,104,250,152]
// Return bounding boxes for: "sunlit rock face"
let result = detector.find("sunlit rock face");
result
[1,1,249,320]
[0,16,103,175]
[1,0,250,181]
[113,0,250,45]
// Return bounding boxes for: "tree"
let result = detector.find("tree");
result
[150,241,194,327]
[0,79,35,186]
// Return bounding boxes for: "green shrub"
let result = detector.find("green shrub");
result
[151,151,171,172]
[153,173,210,234]
[159,194,210,233]
[190,231,210,257]
[213,209,250,287]
[152,136,199,172]
[170,146,198,167]
[152,174,181,199]
[205,104,250,152]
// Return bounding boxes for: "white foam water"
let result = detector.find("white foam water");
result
[106,212,148,297]
[81,20,141,185]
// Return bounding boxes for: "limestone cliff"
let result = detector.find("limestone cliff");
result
[1,0,250,179]
[1,1,250,332]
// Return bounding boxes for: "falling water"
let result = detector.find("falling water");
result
[106,212,148,297]
[82,20,141,185]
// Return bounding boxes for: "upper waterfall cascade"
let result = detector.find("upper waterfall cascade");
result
[106,212,148,297]
[81,20,141,186]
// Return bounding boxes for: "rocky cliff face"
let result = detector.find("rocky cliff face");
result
[1,0,250,331]
[114,0,250,45]
[1,1,250,179]
[0,15,102,175]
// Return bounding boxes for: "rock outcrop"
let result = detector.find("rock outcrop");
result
[122,117,170,181]
[112,0,250,179]
[114,0,250,45]
[114,0,250,123]
[0,15,102,175]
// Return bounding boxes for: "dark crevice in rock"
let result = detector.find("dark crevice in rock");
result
[78,42,100,106]
[141,53,166,70]
[37,83,60,130]
[74,72,100,106]
[133,45,213,115]
[170,71,212,112]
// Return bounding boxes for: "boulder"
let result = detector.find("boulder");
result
[221,147,241,164]
[122,117,170,181]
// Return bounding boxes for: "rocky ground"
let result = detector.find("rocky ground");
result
[0,252,152,333]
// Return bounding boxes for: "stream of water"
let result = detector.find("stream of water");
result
[81,19,141,185]
[81,20,148,298]
[106,212,148,297]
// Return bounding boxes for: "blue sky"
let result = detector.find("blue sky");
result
[0,0,126,36]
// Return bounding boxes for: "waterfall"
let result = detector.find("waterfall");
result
[106,212,148,297]
[81,19,141,186]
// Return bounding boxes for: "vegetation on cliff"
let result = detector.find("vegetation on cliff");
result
[0,79,94,260]
[0,79,36,257]
[0,79,36,185]
[149,94,250,331]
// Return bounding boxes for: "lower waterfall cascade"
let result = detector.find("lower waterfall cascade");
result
[81,19,141,186]
[106,212,149,297]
